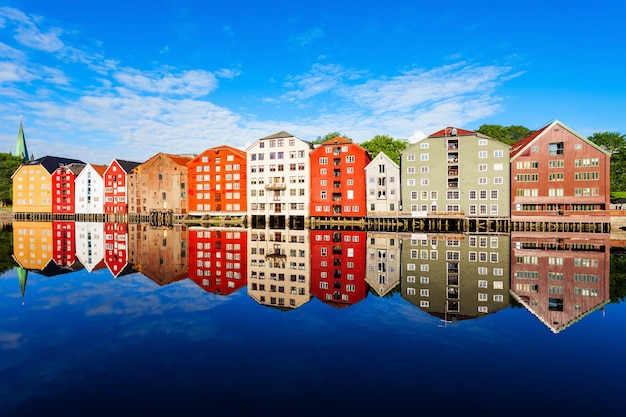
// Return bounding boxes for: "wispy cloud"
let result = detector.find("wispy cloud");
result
[291,27,324,47]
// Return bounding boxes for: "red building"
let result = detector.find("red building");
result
[104,222,135,278]
[510,232,610,333]
[188,227,248,295]
[52,221,77,269]
[310,137,371,218]
[187,145,247,216]
[510,120,611,223]
[52,163,85,214]
[104,159,141,214]
[309,230,368,307]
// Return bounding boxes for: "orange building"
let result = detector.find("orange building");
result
[12,156,85,214]
[309,137,371,218]
[187,145,247,216]
[128,153,192,215]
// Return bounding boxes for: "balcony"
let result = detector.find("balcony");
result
[265,182,287,190]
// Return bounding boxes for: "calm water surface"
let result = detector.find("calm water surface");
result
[1,223,625,416]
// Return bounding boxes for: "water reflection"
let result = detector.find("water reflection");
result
[6,221,614,332]
[510,232,611,333]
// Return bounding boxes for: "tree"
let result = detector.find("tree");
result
[589,132,626,192]
[0,153,23,206]
[313,132,350,145]
[477,124,531,145]
[588,131,626,155]
[359,135,408,165]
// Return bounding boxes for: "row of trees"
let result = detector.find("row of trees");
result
[1,125,624,205]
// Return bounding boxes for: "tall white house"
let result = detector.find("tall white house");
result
[75,163,107,214]
[74,222,105,272]
[246,131,313,229]
[365,152,400,215]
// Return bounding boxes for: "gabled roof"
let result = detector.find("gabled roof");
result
[260,131,294,140]
[320,136,353,145]
[56,162,86,176]
[89,164,108,178]
[138,153,192,170]
[192,144,246,162]
[366,150,399,170]
[113,159,142,173]
[21,155,86,175]
[428,127,478,138]
[510,120,611,160]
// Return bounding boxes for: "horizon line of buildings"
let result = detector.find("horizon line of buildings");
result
[10,119,612,228]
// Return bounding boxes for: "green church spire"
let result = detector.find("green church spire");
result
[15,116,30,162]
[17,267,28,305]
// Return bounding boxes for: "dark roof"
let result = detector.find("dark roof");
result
[259,131,294,140]
[114,159,142,173]
[26,155,86,174]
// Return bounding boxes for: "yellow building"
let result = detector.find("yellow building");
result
[12,156,85,214]
[12,221,54,270]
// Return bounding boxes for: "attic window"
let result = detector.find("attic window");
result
[549,142,564,156]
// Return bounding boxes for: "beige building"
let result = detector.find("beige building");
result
[365,231,401,296]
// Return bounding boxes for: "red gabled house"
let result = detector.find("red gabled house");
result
[104,159,141,215]
[310,137,371,218]
[510,120,611,223]
[52,163,85,214]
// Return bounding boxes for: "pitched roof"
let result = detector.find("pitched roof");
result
[320,136,353,145]
[428,127,477,138]
[260,131,294,140]
[90,164,108,178]
[510,120,611,160]
[114,159,142,173]
[24,155,86,174]
[366,150,399,169]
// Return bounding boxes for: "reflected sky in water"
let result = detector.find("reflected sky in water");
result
[1,224,626,416]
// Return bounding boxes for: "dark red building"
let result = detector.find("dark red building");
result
[309,230,367,307]
[510,120,611,223]
[104,222,135,278]
[104,159,141,215]
[52,221,77,269]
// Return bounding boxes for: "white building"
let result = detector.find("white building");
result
[75,163,107,214]
[74,222,105,272]
[365,152,400,215]
[365,231,401,297]
[246,131,313,228]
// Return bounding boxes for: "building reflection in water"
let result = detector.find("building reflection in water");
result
[310,230,368,308]
[248,227,311,309]
[187,227,247,295]
[128,224,188,286]
[510,232,611,334]
[8,222,614,333]
[400,233,511,322]
[365,231,401,297]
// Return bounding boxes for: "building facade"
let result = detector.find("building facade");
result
[12,156,84,214]
[51,163,85,214]
[365,152,400,216]
[365,231,401,297]
[104,159,141,215]
[400,127,510,219]
[510,120,611,222]
[75,163,107,215]
[246,131,312,229]
[187,145,247,217]
[310,137,371,218]
[128,153,192,215]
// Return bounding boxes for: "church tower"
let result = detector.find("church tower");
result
[15,116,31,161]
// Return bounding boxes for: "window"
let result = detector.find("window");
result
[549,142,564,156]
[420,154,429,161]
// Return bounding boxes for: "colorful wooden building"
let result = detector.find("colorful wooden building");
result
[52,163,85,214]
[104,159,141,215]
[510,120,611,223]
[365,152,400,216]
[310,137,371,218]
[187,145,247,217]
[75,163,107,215]
[128,153,192,215]
[12,156,85,214]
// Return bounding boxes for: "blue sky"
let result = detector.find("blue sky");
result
[1,0,624,164]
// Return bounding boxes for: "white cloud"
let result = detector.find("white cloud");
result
[112,68,219,97]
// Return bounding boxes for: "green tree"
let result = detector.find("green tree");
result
[359,135,408,165]
[588,131,626,155]
[0,224,16,275]
[610,248,626,304]
[313,132,349,145]
[477,124,531,145]
[0,153,23,206]
[589,132,626,192]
